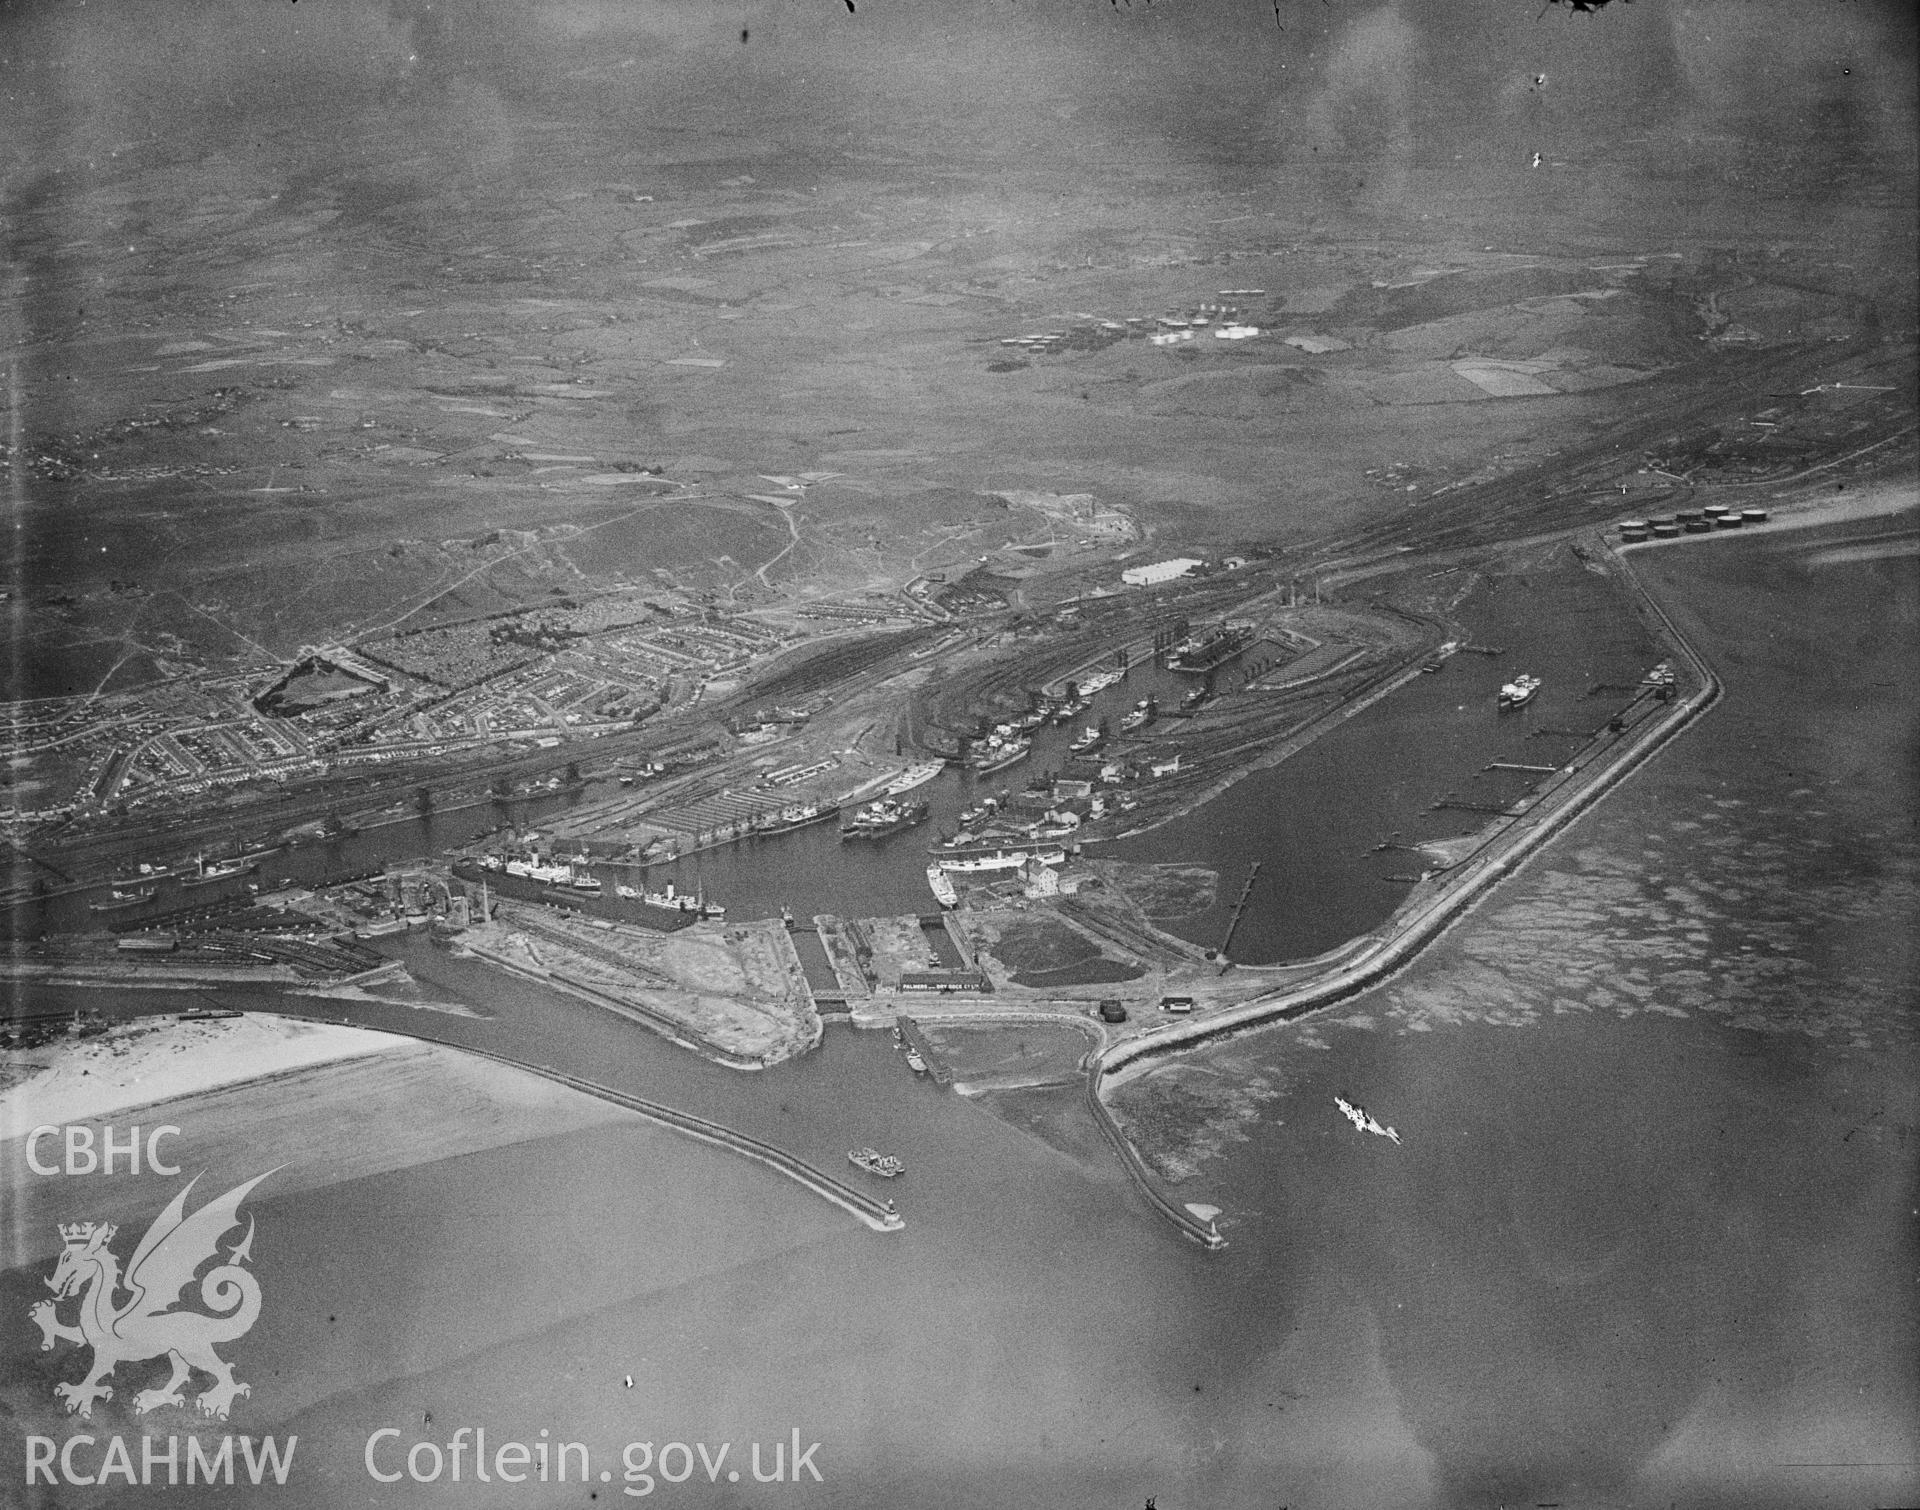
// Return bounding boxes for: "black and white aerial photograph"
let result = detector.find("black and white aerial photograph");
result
[2,0,1915,1505]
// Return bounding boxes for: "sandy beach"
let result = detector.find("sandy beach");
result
[0,1014,396,1136]
[2,1012,648,1272]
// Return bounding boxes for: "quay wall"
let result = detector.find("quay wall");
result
[1082,1064,1227,1250]
[455,934,790,1072]
[1095,541,1720,1079]
[1079,541,1720,1245]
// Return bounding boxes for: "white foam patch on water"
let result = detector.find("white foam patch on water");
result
[1380,796,1918,1050]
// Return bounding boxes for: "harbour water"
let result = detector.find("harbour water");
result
[1102,558,1662,962]
[23,555,1657,969]
[5,516,1911,1505]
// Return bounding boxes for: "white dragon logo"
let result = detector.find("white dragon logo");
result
[29,1170,274,1420]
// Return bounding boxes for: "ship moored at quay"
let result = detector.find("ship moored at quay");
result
[841,798,933,840]
[882,761,946,797]
[1165,623,1254,674]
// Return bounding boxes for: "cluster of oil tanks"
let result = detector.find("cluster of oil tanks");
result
[1618,506,1768,543]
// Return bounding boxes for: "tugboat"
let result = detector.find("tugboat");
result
[1497,674,1542,710]
[1068,725,1104,755]
[90,884,156,912]
[848,1147,905,1178]
[903,1049,929,1076]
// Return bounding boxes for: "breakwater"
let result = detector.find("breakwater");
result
[265,1009,905,1234]
[880,1005,1224,1248]
[1107,544,1718,1069]
[1082,537,1722,1239]
[1083,1062,1228,1250]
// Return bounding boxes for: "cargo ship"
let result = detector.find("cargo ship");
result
[848,1147,904,1178]
[1497,674,1542,710]
[933,844,1067,874]
[636,881,724,919]
[968,736,1031,775]
[925,865,959,909]
[1076,667,1125,695]
[755,801,839,835]
[1166,624,1253,674]
[90,885,156,912]
[180,854,258,887]
[883,760,946,797]
[1118,697,1156,733]
[841,797,932,839]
